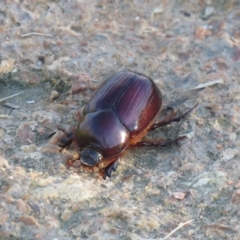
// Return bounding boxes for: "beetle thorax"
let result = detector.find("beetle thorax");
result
[76,110,130,158]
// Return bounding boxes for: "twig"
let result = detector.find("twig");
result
[163,219,194,240]
[0,91,25,103]
[57,26,81,37]
[4,102,20,109]
[0,115,13,119]
[20,32,52,38]
[190,79,224,90]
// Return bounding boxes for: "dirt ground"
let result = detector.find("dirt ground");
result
[0,0,240,239]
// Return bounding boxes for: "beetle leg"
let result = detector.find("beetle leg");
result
[45,131,57,140]
[149,102,198,130]
[54,127,75,150]
[149,107,176,130]
[58,132,74,150]
[135,136,186,147]
[167,102,198,123]
[101,159,119,179]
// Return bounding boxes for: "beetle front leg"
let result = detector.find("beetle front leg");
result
[135,136,186,147]
[103,160,119,179]
[149,102,198,130]
[57,127,75,150]
[98,157,120,179]
[46,128,75,151]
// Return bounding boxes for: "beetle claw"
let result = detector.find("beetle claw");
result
[103,160,119,179]
[103,166,113,179]
[106,168,112,179]
[45,131,57,140]
[111,160,119,171]
[58,133,74,149]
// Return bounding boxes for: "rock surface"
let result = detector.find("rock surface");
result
[0,1,240,239]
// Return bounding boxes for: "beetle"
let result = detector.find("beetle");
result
[57,71,198,179]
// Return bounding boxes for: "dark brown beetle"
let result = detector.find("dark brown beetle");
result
[58,71,197,179]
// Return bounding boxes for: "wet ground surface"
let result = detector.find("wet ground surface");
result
[0,0,240,239]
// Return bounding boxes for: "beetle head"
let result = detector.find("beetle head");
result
[80,148,103,166]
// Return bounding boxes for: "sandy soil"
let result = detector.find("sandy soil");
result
[0,0,240,239]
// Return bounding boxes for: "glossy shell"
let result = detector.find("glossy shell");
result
[77,71,162,158]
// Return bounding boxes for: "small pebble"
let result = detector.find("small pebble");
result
[50,90,59,101]
[202,6,215,20]
[17,215,40,228]
[15,199,29,213]
[172,191,186,200]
